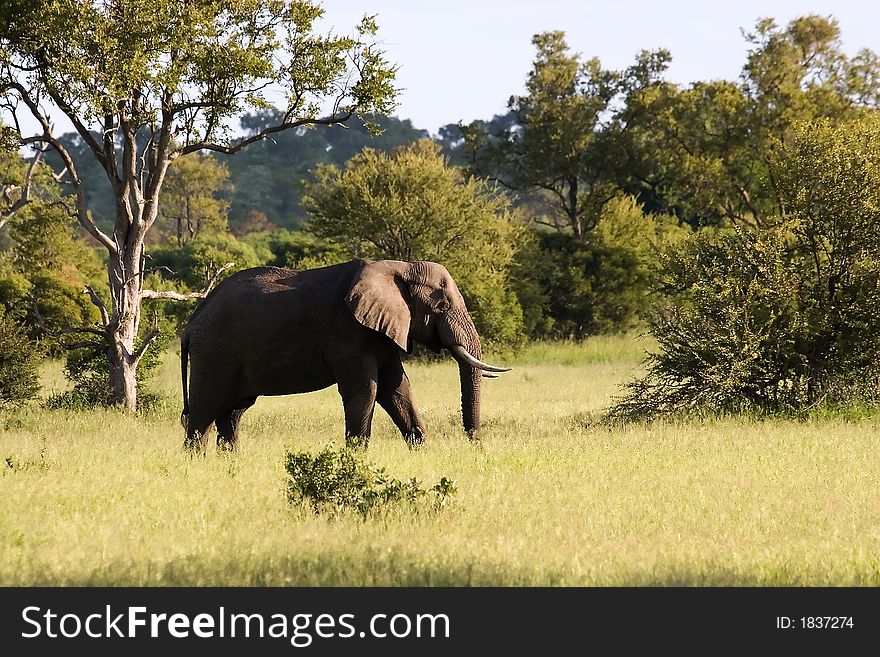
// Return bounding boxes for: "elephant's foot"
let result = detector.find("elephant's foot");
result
[345,434,370,450]
[404,429,425,449]
[183,433,207,456]
[216,437,236,453]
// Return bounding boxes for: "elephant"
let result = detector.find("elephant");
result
[180,258,510,451]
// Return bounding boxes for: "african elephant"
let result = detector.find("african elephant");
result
[180,259,510,451]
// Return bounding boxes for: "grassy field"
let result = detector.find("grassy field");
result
[2,335,879,586]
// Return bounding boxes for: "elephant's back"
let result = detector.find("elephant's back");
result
[183,260,364,343]
[188,262,361,318]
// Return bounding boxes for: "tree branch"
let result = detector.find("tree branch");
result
[83,285,110,327]
[140,289,207,301]
[131,326,160,364]
[31,300,106,343]
[0,147,43,228]
[63,340,107,351]
[6,81,117,251]
[140,261,234,301]
[55,326,106,338]
[178,111,355,156]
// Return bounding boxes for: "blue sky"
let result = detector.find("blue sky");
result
[317,0,880,134]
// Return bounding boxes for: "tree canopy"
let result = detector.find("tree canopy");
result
[0,0,398,408]
[304,139,528,345]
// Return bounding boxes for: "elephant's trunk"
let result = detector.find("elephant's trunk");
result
[459,359,481,438]
[441,310,484,438]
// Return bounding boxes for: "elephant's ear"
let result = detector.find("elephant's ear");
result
[345,261,412,352]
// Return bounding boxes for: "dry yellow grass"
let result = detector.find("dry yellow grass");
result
[1,336,879,585]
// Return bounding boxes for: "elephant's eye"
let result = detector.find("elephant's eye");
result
[437,298,451,313]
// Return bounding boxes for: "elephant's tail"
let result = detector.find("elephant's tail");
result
[180,332,190,429]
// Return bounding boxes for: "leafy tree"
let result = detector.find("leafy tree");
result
[462,32,669,241]
[304,139,529,345]
[524,196,684,338]
[153,154,231,246]
[618,80,756,226]
[621,15,880,228]
[0,150,103,354]
[221,113,426,230]
[610,117,880,420]
[0,0,397,409]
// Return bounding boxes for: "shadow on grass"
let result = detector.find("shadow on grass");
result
[16,554,879,587]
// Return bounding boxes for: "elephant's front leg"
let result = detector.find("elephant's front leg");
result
[377,359,426,447]
[337,374,378,449]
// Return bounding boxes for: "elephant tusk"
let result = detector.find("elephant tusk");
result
[482,373,499,379]
[449,344,512,373]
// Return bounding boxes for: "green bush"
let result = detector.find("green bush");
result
[0,200,104,356]
[285,446,456,518]
[243,229,346,270]
[524,197,685,339]
[610,118,880,420]
[147,233,266,291]
[0,309,40,405]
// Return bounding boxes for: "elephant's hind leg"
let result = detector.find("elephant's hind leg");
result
[216,396,257,451]
[185,417,213,454]
[377,359,426,447]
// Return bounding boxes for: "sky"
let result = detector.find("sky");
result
[9,1,880,139]
[316,0,880,135]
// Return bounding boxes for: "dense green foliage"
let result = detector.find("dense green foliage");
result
[0,308,40,404]
[0,151,103,359]
[285,446,456,517]
[610,118,880,419]
[523,196,685,338]
[304,140,529,345]
[0,205,103,348]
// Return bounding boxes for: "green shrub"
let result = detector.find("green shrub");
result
[243,229,346,270]
[285,446,456,518]
[0,309,40,405]
[609,117,880,420]
[523,196,685,339]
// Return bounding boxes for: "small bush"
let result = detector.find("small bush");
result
[285,446,456,517]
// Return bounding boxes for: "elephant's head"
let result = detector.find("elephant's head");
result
[346,259,509,437]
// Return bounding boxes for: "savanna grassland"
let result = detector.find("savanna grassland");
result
[2,336,879,586]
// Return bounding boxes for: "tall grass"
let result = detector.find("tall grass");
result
[1,335,879,585]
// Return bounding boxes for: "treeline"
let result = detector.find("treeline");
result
[3,13,880,415]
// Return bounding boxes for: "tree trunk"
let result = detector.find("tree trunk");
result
[568,177,583,240]
[105,230,147,410]
[107,342,138,410]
